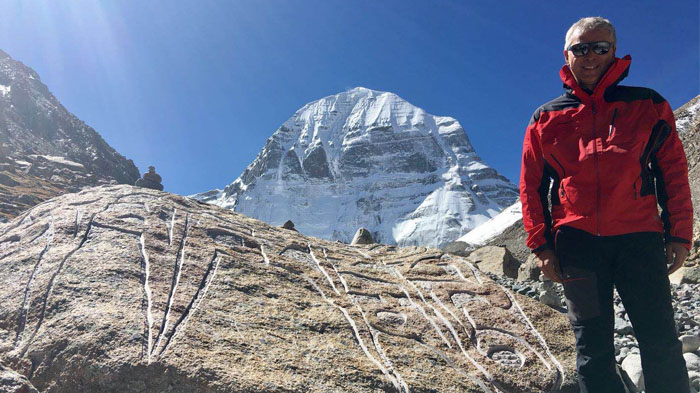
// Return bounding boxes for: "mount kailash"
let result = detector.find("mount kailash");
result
[194,87,518,247]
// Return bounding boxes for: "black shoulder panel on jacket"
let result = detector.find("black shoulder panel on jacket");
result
[529,93,582,125]
[605,86,666,104]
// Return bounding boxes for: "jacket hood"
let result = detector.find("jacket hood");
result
[560,55,632,100]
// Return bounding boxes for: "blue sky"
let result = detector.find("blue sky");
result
[1,1,698,195]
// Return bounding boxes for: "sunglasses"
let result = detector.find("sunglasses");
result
[567,41,612,57]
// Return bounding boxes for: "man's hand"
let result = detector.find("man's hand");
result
[666,242,688,275]
[536,249,562,283]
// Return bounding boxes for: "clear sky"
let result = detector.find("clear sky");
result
[1,1,698,195]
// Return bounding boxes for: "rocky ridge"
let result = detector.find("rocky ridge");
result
[194,87,518,248]
[0,185,577,392]
[0,49,140,222]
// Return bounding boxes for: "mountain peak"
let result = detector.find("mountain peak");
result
[194,89,518,247]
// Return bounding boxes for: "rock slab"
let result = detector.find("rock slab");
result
[0,185,577,392]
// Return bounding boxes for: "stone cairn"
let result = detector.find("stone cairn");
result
[135,166,164,191]
[281,220,297,232]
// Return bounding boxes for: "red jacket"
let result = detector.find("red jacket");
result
[520,55,693,252]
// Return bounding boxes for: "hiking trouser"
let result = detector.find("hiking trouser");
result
[555,226,689,393]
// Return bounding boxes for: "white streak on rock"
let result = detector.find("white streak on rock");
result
[354,302,410,393]
[295,268,401,392]
[260,245,270,265]
[14,217,54,349]
[393,266,497,387]
[429,291,473,339]
[309,246,340,296]
[159,252,223,358]
[153,213,190,356]
[500,288,565,388]
[139,233,154,363]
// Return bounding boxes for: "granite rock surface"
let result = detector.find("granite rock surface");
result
[0,185,576,392]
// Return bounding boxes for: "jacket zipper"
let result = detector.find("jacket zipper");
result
[550,154,566,177]
[551,153,567,200]
[633,178,638,199]
[592,101,601,235]
[608,108,618,138]
[644,129,663,166]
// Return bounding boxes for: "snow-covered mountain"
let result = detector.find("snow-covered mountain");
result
[457,201,522,246]
[194,87,518,247]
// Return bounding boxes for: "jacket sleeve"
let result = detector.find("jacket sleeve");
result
[652,97,694,250]
[520,113,553,253]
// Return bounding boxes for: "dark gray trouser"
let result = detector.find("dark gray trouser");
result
[555,226,689,393]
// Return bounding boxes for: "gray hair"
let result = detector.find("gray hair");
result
[564,17,616,49]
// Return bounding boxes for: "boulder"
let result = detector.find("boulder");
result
[681,335,700,353]
[621,353,644,391]
[350,227,373,245]
[686,352,700,373]
[616,363,642,393]
[689,371,700,392]
[0,185,578,392]
[469,245,519,279]
[517,254,541,281]
[683,267,700,284]
[441,240,471,257]
[670,266,700,285]
[539,277,562,308]
[614,315,633,335]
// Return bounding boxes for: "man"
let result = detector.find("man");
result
[520,17,693,393]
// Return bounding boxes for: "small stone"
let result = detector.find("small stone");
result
[351,227,373,245]
[680,335,700,353]
[517,254,540,281]
[619,346,629,358]
[539,291,560,307]
[689,371,700,391]
[621,354,644,391]
[442,241,471,257]
[614,315,633,335]
[469,246,520,279]
[685,352,700,373]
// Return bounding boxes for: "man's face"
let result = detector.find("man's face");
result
[563,27,616,91]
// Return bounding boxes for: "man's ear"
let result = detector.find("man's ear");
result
[563,49,569,66]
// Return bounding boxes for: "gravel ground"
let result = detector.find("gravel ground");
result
[487,272,700,391]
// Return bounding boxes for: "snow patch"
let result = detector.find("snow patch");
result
[0,84,10,97]
[29,155,84,169]
[676,98,700,134]
[457,201,522,246]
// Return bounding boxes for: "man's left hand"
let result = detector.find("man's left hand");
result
[666,242,688,275]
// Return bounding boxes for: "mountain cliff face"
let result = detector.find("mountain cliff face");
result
[0,49,140,220]
[195,87,518,247]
